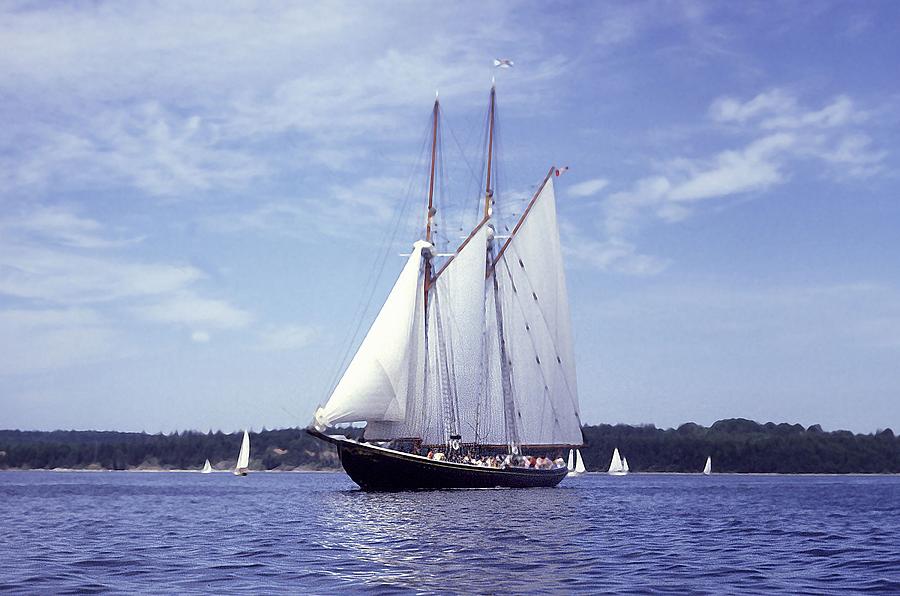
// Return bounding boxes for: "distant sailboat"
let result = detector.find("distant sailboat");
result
[234,430,250,476]
[608,448,627,476]
[201,459,212,474]
[703,456,712,475]
[567,449,586,477]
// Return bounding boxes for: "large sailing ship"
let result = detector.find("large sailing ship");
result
[307,83,584,490]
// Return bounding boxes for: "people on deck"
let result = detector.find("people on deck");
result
[421,446,570,469]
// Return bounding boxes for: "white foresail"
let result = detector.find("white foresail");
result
[316,241,430,428]
[622,457,629,473]
[236,430,250,471]
[703,456,712,475]
[492,177,582,446]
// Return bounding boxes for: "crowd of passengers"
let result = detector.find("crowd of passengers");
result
[424,450,566,470]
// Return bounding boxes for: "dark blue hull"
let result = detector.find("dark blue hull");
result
[307,429,568,491]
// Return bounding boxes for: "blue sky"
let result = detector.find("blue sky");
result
[2,2,898,433]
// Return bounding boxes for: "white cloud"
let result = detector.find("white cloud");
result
[2,103,268,197]
[134,292,252,329]
[711,90,867,131]
[0,205,140,249]
[0,308,126,375]
[203,175,411,241]
[561,222,668,276]
[0,4,571,201]
[603,176,671,236]
[816,133,887,178]
[0,205,252,349]
[254,324,317,351]
[602,90,885,238]
[568,178,609,198]
[667,132,794,202]
[710,89,797,124]
[0,242,203,304]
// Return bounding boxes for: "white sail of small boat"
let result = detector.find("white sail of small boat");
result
[233,430,250,476]
[622,457,629,473]
[608,447,627,475]
[567,448,586,477]
[201,459,212,474]
[703,456,712,475]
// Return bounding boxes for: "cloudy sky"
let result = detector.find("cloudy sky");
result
[2,1,898,433]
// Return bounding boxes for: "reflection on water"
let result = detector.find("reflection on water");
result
[1,472,898,593]
[316,486,593,592]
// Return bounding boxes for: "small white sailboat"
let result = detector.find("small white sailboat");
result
[233,430,250,476]
[608,447,627,476]
[201,459,212,474]
[567,449,587,477]
[575,449,586,474]
[703,456,712,475]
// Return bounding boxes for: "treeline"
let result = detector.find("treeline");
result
[0,419,897,473]
[0,428,345,471]
[581,419,899,474]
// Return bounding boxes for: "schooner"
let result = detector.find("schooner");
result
[307,83,584,490]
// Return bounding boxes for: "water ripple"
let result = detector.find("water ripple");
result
[1,472,898,594]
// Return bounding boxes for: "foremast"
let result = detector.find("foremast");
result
[421,95,463,446]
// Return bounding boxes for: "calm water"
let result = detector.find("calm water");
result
[1,472,898,594]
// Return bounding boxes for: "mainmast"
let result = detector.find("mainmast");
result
[484,82,496,219]
[482,80,520,453]
[425,95,439,246]
[424,95,439,299]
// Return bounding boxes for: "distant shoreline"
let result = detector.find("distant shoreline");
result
[3,420,897,474]
[1,469,897,477]
[0,467,337,473]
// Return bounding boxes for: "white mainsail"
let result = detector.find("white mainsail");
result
[491,178,582,446]
[201,459,212,473]
[567,449,575,471]
[575,449,586,474]
[234,430,250,474]
[428,224,490,444]
[608,447,625,475]
[703,456,712,475]
[316,241,430,429]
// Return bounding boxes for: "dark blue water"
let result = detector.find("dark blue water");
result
[1,472,898,594]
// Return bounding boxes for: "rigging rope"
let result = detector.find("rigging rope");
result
[318,115,434,409]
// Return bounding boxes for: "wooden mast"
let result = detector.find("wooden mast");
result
[426,95,439,245]
[424,95,439,300]
[484,82,496,219]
